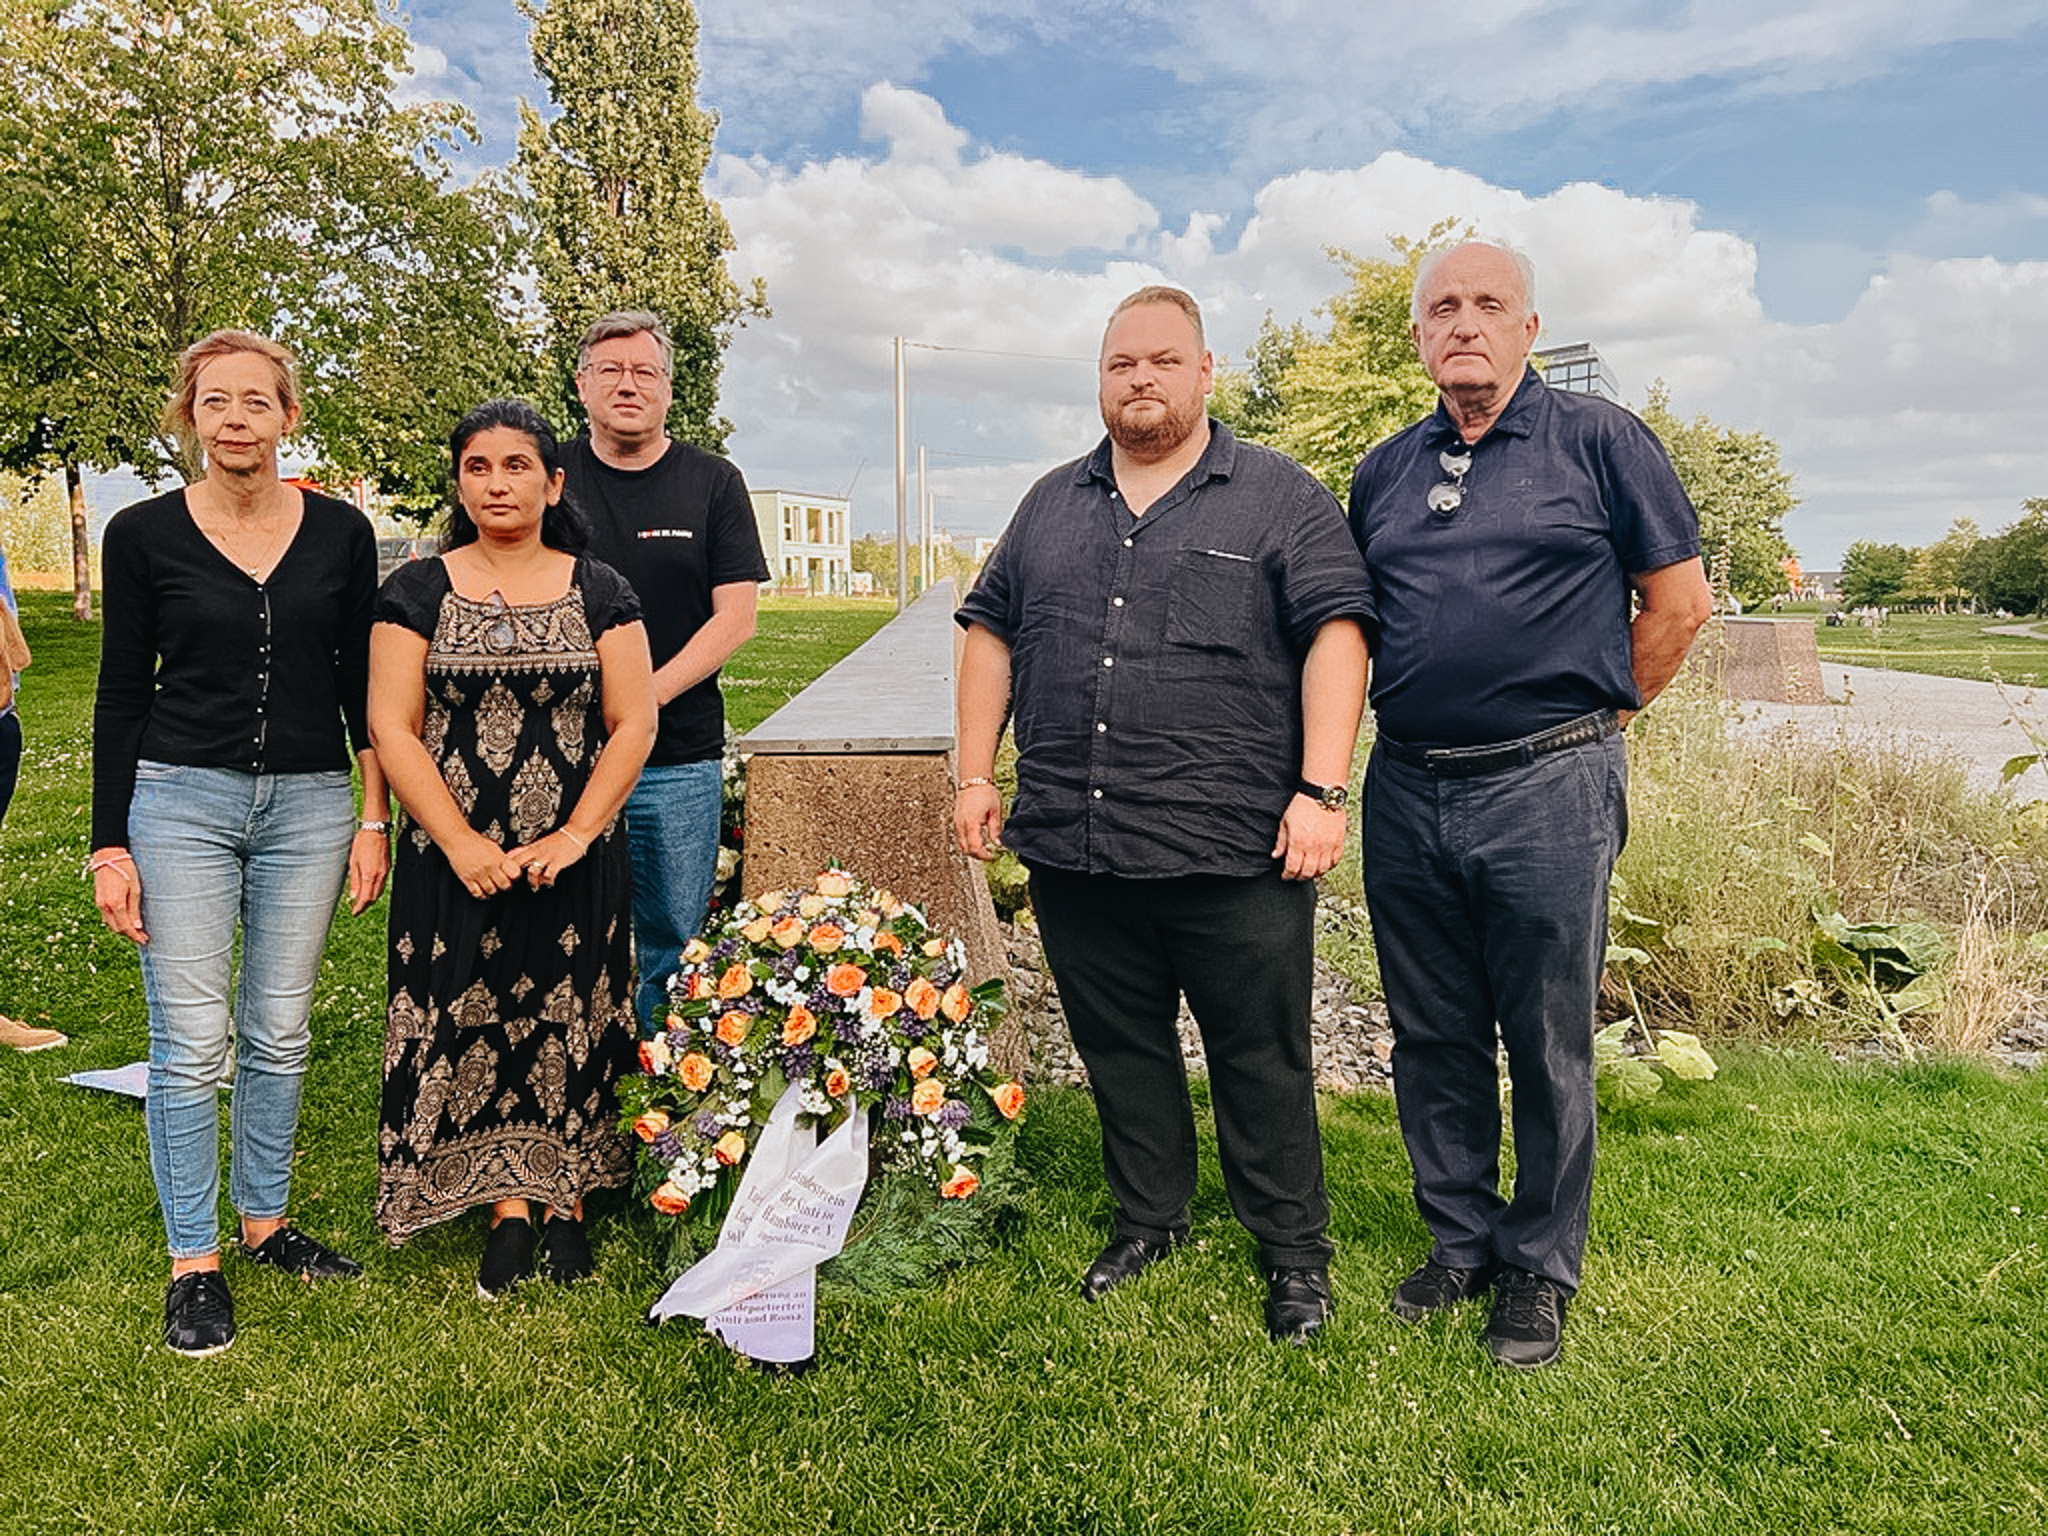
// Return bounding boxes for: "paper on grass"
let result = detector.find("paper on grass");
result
[61,1060,150,1099]
[647,1081,869,1362]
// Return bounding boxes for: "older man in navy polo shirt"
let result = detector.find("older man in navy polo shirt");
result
[956,285,1371,1343]
[1349,240,1713,1367]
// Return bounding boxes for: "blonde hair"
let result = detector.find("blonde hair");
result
[161,330,301,461]
[1105,286,1206,349]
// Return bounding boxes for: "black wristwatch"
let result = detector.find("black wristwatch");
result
[1297,778,1349,811]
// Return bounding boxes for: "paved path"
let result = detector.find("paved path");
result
[1737,663,2048,803]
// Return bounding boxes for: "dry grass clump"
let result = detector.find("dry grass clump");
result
[1617,667,2048,1053]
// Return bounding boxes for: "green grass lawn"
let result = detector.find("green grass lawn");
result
[4,592,2047,1533]
[1812,611,2048,684]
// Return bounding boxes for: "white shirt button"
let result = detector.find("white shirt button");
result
[1095,722,1107,733]
[1102,657,1114,668]
[1091,789,1103,799]
[1111,597,1124,607]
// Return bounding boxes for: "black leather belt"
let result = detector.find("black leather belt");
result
[1375,709,1621,777]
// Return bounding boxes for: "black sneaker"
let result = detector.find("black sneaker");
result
[1485,1266,1567,1369]
[477,1216,535,1300]
[542,1216,593,1285]
[242,1225,364,1282]
[164,1271,236,1357]
[1389,1257,1494,1322]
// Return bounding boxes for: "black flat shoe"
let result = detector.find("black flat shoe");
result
[542,1215,593,1285]
[1080,1235,1180,1301]
[242,1225,364,1282]
[1265,1266,1334,1344]
[164,1271,235,1358]
[477,1216,535,1300]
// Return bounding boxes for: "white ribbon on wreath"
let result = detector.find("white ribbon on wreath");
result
[646,1080,870,1362]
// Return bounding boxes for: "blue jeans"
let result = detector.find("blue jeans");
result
[624,759,723,1028]
[128,764,354,1259]
[1362,734,1627,1295]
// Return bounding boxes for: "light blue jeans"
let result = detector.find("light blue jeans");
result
[624,759,723,1028]
[128,763,354,1259]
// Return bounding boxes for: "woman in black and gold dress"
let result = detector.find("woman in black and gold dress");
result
[369,399,655,1296]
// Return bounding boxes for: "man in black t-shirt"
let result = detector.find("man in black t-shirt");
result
[563,311,771,1027]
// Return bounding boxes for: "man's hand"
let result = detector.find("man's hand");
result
[955,784,1004,862]
[1273,793,1346,880]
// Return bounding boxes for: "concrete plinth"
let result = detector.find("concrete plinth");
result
[1690,616,1828,704]
[738,580,1019,1070]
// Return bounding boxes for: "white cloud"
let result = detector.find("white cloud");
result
[711,89,2046,563]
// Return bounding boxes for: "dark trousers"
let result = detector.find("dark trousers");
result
[0,710,19,824]
[1029,865,1332,1269]
[1361,734,1627,1294]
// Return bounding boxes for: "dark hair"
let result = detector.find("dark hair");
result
[441,399,589,555]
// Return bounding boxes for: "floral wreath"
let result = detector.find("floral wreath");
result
[622,869,1023,1280]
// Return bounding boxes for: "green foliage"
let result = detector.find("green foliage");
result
[516,0,767,451]
[1840,538,1915,607]
[1209,232,1451,495]
[0,0,529,513]
[1638,382,1798,607]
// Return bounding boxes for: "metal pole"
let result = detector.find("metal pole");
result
[893,337,908,612]
[917,444,930,595]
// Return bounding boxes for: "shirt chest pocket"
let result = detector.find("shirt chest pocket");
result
[1164,548,1256,655]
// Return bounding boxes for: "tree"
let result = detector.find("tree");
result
[1638,383,1798,609]
[1839,541,1914,608]
[1964,500,2048,615]
[1903,517,1982,611]
[0,0,530,605]
[517,0,766,452]
[1211,227,1460,495]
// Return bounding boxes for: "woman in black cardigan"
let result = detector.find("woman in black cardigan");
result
[90,330,390,1357]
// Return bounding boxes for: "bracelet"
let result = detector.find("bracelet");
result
[357,819,391,834]
[956,776,995,793]
[84,852,135,879]
[558,826,589,850]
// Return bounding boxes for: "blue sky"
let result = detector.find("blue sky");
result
[392,0,2048,565]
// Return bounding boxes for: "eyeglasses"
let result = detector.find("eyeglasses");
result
[482,591,517,653]
[1427,448,1473,516]
[582,361,669,390]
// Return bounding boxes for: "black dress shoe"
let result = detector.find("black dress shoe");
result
[1265,1265,1334,1343]
[1079,1235,1179,1301]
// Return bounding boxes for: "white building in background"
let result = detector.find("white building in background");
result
[750,489,852,595]
[1531,342,1622,402]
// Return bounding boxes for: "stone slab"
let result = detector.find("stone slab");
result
[1690,616,1828,705]
[739,581,959,754]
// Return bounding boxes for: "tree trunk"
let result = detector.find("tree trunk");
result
[66,462,91,620]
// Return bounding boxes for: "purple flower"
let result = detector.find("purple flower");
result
[650,1129,684,1161]
[692,1112,722,1142]
[936,1100,971,1130]
[882,1094,914,1121]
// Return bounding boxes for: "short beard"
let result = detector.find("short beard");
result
[1102,392,1205,458]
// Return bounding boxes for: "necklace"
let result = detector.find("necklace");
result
[197,506,294,580]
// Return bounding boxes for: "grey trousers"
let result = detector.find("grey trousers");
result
[1362,733,1627,1294]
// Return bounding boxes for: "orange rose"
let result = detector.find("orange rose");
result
[684,972,712,1001]
[681,938,712,965]
[921,938,946,958]
[906,1046,938,1080]
[940,1168,980,1200]
[799,893,830,919]
[678,1053,714,1091]
[631,1108,671,1142]
[650,1180,691,1216]
[815,871,853,898]
[991,1081,1026,1120]
[638,1037,671,1074]
[713,1130,748,1166]
[741,916,772,944]
[910,1077,947,1116]
[857,907,881,928]
[716,963,752,999]
[770,916,806,950]
[715,1011,751,1047]
[868,987,903,1018]
[755,889,787,913]
[781,1004,817,1046]
[824,1066,851,1098]
[876,890,902,915]
[941,983,973,1023]
[665,1010,686,1030]
[827,963,867,997]
[873,931,904,956]
[905,977,941,1020]
[809,922,846,954]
